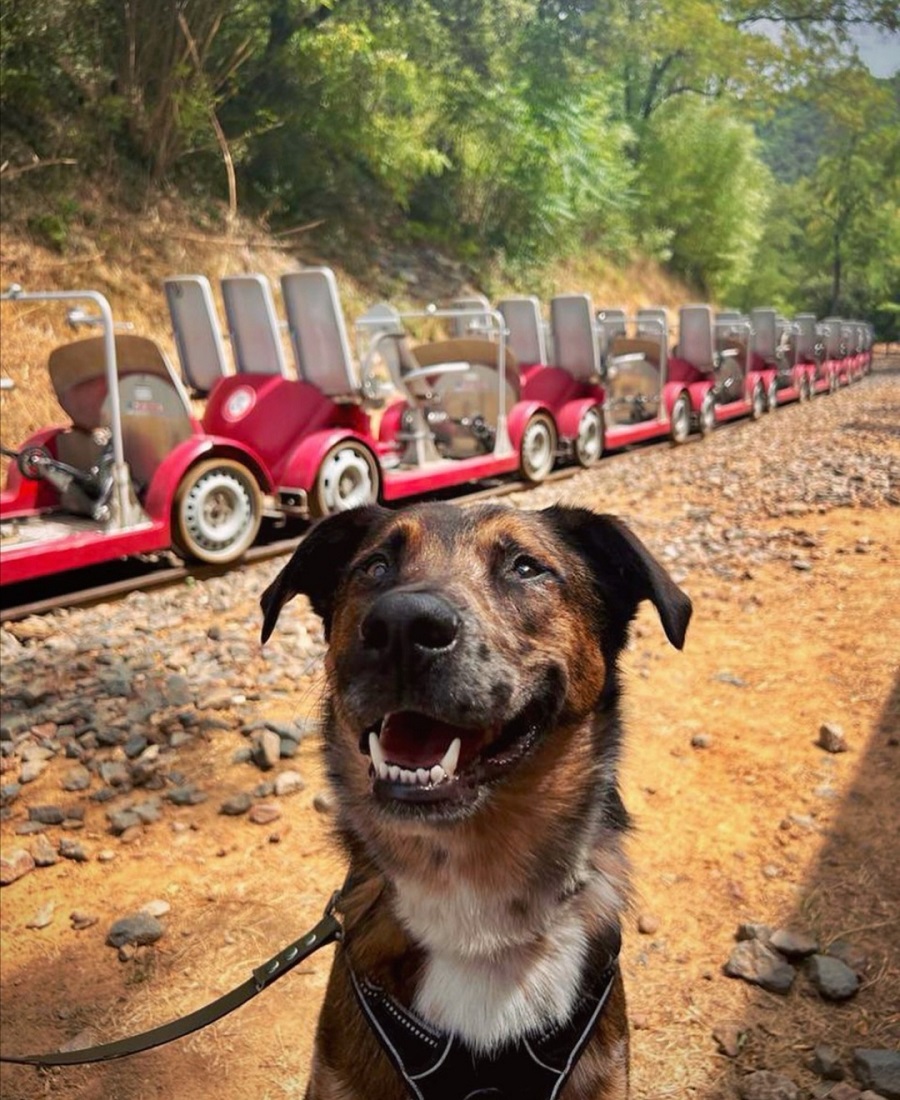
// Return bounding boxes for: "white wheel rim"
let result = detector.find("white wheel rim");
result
[524,420,553,477]
[577,409,603,463]
[321,447,375,512]
[672,399,690,440]
[183,472,253,554]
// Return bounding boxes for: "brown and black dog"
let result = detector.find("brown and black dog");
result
[260,502,691,1100]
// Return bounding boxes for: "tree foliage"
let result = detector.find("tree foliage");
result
[0,0,896,332]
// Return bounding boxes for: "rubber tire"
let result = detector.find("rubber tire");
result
[698,393,716,438]
[173,458,262,564]
[575,405,605,467]
[519,412,557,483]
[309,440,380,518]
[750,383,765,421]
[766,381,778,413]
[670,392,692,444]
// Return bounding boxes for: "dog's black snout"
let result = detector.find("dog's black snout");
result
[360,590,460,659]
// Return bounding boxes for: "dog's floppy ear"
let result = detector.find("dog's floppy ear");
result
[545,505,692,650]
[260,505,389,643]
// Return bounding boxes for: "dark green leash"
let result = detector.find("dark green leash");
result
[0,892,342,1067]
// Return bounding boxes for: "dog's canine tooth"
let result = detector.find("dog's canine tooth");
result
[440,737,461,779]
[369,731,386,773]
[430,764,445,785]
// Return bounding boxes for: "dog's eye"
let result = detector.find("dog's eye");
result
[360,554,390,580]
[512,555,547,580]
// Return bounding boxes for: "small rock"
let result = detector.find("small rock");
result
[70,911,99,931]
[61,765,92,792]
[827,1086,863,1100]
[248,803,281,826]
[220,792,253,816]
[637,914,660,935]
[140,899,171,918]
[166,785,207,806]
[690,733,712,749]
[853,1050,900,1099]
[28,804,66,826]
[714,671,747,688]
[738,1070,799,1100]
[251,730,281,771]
[818,722,849,753]
[712,1021,744,1057]
[19,759,47,784]
[97,849,117,862]
[1,848,35,885]
[827,939,868,976]
[770,927,818,959]
[812,1044,845,1081]
[30,833,59,867]
[106,913,164,948]
[724,940,796,994]
[807,954,860,1000]
[108,809,143,836]
[26,900,56,929]
[58,838,88,862]
[274,770,304,797]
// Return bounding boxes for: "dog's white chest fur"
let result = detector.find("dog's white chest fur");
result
[392,874,593,1054]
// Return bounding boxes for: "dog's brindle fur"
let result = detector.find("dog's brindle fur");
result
[261,502,691,1100]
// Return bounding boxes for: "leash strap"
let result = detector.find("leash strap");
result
[0,906,342,1067]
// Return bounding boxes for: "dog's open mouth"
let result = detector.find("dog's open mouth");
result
[360,706,542,805]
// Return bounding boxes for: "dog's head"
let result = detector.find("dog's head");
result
[260,502,690,834]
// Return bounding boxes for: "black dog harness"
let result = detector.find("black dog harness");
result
[348,945,620,1100]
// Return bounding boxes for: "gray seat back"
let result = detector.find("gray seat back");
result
[795,313,818,360]
[164,275,232,394]
[550,294,600,381]
[281,269,359,397]
[750,308,778,360]
[678,305,715,370]
[497,296,547,366]
[449,295,492,338]
[636,308,668,340]
[221,274,289,377]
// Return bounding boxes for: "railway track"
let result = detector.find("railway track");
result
[0,461,594,623]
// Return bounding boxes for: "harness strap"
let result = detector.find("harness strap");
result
[0,907,342,1067]
[349,956,619,1100]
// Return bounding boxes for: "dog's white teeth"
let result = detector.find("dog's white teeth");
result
[369,731,386,773]
[439,738,461,779]
[388,765,400,782]
[400,768,416,785]
[416,768,430,785]
[430,764,445,784]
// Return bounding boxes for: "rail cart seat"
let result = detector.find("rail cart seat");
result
[636,308,668,342]
[750,308,778,362]
[281,268,361,398]
[449,295,492,339]
[497,296,548,366]
[822,318,844,359]
[221,274,290,377]
[49,334,195,494]
[794,314,819,362]
[550,295,601,382]
[678,305,718,371]
[164,275,232,395]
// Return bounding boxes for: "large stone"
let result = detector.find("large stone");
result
[853,1050,900,1099]
[0,848,35,885]
[770,927,818,959]
[725,940,796,994]
[106,913,164,948]
[807,954,860,1001]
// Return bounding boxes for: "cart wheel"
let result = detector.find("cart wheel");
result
[798,375,810,402]
[173,459,262,564]
[519,412,557,483]
[310,441,380,518]
[698,393,716,438]
[575,405,604,467]
[669,392,692,444]
[750,383,765,421]
[766,380,779,412]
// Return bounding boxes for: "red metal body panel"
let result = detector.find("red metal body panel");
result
[381,452,521,500]
[202,375,370,484]
[1,427,70,517]
[0,520,170,586]
[277,429,378,492]
[506,400,551,449]
[555,397,602,442]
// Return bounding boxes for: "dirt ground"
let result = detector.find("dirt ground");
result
[1,371,898,1099]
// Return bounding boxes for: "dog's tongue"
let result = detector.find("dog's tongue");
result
[380,711,473,768]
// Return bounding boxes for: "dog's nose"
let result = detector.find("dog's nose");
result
[360,591,460,661]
